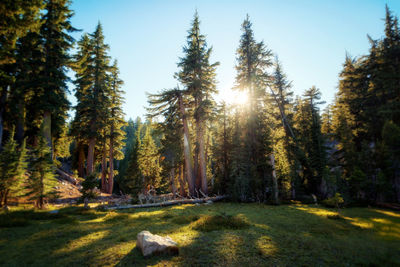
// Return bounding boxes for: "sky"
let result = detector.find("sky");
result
[68,0,400,120]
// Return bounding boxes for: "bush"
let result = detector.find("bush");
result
[80,173,99,200]
[322,193,344,210]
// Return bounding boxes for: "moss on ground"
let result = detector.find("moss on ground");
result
[0,203,399,266]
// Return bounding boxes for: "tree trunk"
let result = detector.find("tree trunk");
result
[178,94,195,196]
[78,143,85,178]
[87,137,96,175]
[101,142,107,193]
[108,134,114,194]
[42,111,52,157]
[178,165,186,197]
[270,153,279,204]
[3,189,9,207]
[170,167,177,198]
[198,122,208,195]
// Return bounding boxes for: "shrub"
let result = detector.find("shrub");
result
[322,193,344,210]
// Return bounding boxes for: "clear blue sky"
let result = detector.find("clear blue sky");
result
[68,0,400,120]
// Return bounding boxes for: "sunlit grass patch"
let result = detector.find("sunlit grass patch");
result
[172,214,200,225]
[191,213,250,232]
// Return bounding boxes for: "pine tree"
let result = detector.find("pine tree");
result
[26,136,57,209]
[147,88,195,196]
[233,15,273,201]
[176,11,219,196]
[33,0,76,154]
[137,124,162,191]
[0,0,43,149]
[106,60,126,193]
[0,129,27,207]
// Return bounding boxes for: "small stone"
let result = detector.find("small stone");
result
[136,231,179,257]
[204,200,213,205]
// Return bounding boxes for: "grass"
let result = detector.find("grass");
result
[0,203,399,266]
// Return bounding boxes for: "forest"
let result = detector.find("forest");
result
[0,1,399,266]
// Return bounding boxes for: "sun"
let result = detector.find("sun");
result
[218,88,248,106]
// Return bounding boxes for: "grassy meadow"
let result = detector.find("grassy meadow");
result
[0,203,399,266]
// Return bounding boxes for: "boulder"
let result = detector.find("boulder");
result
[136,231,178,257]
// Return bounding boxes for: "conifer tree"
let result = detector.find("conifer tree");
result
[176,12,219,195]
[137,124,162,191]
[0,129,27,207]
[33,0,76,154]
[26,136,57,209]
[0,0,43,148]
[106,60,126,193]
[233,15,273,201]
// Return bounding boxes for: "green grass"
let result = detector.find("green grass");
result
[0,203,399,266]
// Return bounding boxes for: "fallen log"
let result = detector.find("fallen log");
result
[104,195,228,210]
[56,168,77,185]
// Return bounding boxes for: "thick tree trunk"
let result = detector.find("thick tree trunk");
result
[78,143,85,178]
[178,94,195,196]
[101,142,108,193]
[86,138,96,175]
[108,134,114,194]
[42,111,52,157]
[270,153,279,204]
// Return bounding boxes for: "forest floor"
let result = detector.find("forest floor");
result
[0,203,399,266]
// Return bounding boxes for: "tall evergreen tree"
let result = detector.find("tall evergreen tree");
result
[233,15,273,201]
[0,0,43,149]
[32,0,76,154]
[106,60,126,193]
[176,12,219,196]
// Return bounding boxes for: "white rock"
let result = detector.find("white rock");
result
[136,231,178,257]
[204,200,213,205]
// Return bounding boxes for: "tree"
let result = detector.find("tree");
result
[176,11,219,196]
[0,0,43,149]
[0,129,27,207]
[106,60,126,193]
[147,88,195,196]
[137,124,162,191]
[233,15,273,202]
[34,0,76,154]
[25,136,57,209]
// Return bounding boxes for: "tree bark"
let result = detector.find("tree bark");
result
[101,142,107,193]
[86,137,96,175]
[170,167,177,198]
[178,165,186,197]
[77,143,85,178]
[198,121,208,195]
[270,153,279,204]
[108,133,114,194]
[178,93,195,196]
